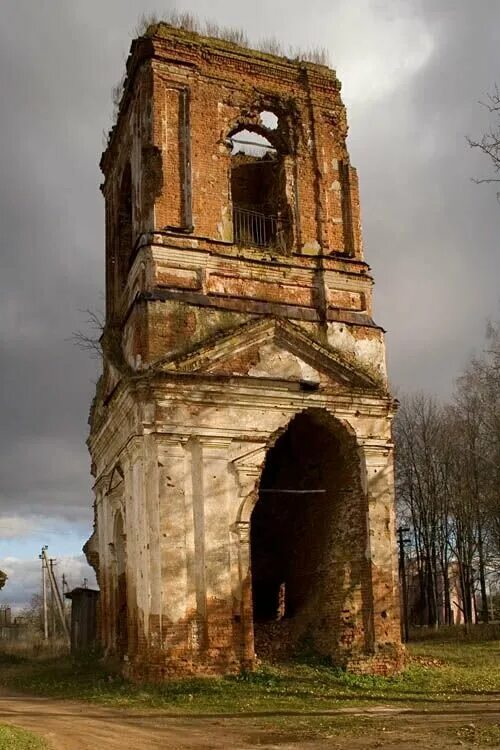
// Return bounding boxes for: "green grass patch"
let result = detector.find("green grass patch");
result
[446,722,500,747]
[409,623,500,642]
[241,714,383,745]
[0,640,498,714]
[0,724,48,750]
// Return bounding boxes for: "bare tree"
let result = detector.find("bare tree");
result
[395,321,500,629]
[468,85,500,192]
[470,323,500,563]
[71,308,104,360]
[394,394,450,627]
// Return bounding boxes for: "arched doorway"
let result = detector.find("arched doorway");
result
[250,409,370,661]
[113,511,128,658]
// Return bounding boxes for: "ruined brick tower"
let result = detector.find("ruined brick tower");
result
[86,22,403,678]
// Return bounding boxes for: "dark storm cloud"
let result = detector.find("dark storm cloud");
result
[347,0,500,394]
[0,0,499,537]
[0,0,121,528]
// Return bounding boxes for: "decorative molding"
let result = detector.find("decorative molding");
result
[157,317,380,388]
[358,440,393,464]
[197,436,232,450]
[230,521,251,544]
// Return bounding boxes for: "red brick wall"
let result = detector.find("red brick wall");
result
[102,25,363,259]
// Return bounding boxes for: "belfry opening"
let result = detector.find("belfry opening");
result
[250,410,369,660]
[229,116,292,251]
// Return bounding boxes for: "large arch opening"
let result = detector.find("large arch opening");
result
[113,511,128,658]
[250,409,370,661]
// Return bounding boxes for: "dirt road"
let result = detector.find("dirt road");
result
[1,694,499,749]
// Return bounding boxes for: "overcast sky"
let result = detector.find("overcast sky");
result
[1,0,499,608]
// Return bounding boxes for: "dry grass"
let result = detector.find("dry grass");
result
[108,12,331,130]
[0,635,69,660]
[134,11,330,66]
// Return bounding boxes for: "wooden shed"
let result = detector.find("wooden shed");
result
[65,587,99,652]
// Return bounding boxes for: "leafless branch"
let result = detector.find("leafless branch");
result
[71,308,104,360]
[467,85,500,192]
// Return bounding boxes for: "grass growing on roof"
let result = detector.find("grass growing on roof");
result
[135,11,330,65]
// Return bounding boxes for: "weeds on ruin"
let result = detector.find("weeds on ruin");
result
[135,11,250,47]
[137,11,331,65]
[259,37,330,65]
[109,12,331,131]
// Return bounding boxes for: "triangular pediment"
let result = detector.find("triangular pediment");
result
[158,318,379,389]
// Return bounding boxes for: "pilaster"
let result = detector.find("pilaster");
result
[359,440,401,645]
[198,437,234,660]
[157,436,192,652]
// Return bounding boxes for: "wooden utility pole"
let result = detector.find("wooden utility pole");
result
[61,573,69,631]
[39,546,49,640]
[41,548,70,644]
[397,526,410,643]
[49,558,57,637]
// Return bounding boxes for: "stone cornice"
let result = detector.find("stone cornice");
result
[89,376,394,481]
[130,233,373,277]
[95,369,393,419]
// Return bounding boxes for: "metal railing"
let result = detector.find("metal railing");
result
[233,205,288,251]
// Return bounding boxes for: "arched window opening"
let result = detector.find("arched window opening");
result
[117,163,133,288]
[230,123,292,252]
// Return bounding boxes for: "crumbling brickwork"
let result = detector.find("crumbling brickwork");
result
[86,22,403,680]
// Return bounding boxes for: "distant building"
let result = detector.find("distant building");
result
[0,607,28,642]
[404,560,474,627]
